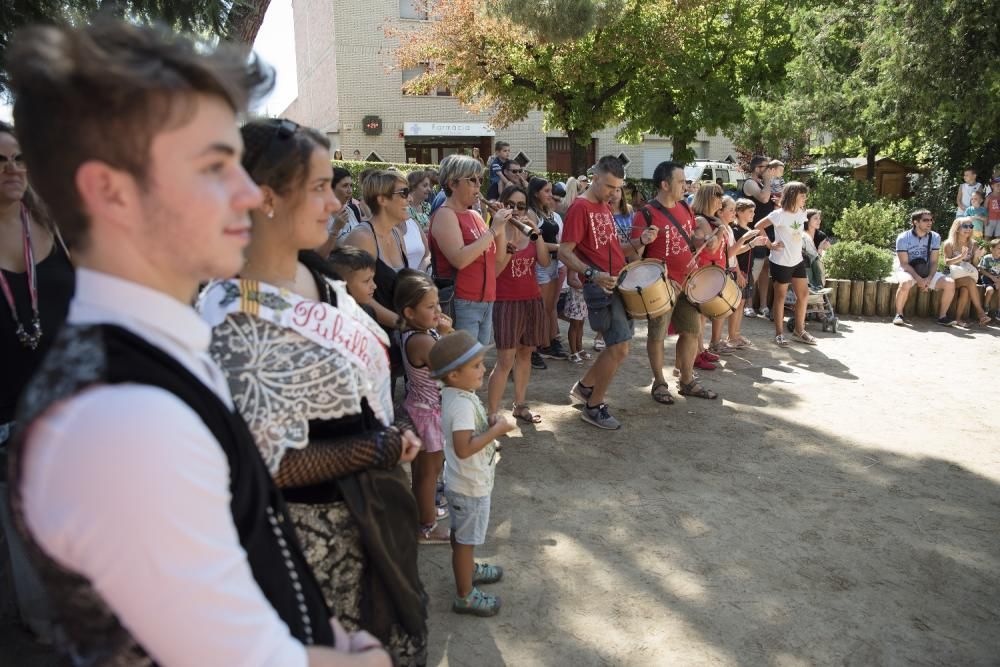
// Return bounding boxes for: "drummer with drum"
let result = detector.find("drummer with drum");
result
[631,161,721,404]
[559,156,657,430]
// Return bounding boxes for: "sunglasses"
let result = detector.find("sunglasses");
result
[960,223,974,229]
[247,119,299,172]
[510,168,523,174]
[504,202,527,211]
[0,153,26,170]
[391,188,411,199]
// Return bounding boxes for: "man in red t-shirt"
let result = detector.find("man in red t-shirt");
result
[560,155,656,430]
[633,161,719,403]
[987,175,1000,240]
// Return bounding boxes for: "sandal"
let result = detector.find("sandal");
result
[979,314,993,326]
[729,336,753,349]
[792,330,818,346]
[650,381,675,405]
[580,350,593,360]
[452,587,502,617]
[473,562,504,585]
[774,334,789,347]
[512,403,542,424]
[678,380,718,400]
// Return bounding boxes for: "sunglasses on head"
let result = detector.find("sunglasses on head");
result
[0,153,26,170]
[247,118,300,173]
[504,201,527,211]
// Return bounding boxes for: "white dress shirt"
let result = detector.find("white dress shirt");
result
[20,269,307,667]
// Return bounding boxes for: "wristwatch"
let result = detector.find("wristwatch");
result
[584,267,596,283]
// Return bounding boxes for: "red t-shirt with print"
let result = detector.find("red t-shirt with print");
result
[988,192,1000,222]
[633,201,697,284]
[496,242,542,301]
[562,197,626,275]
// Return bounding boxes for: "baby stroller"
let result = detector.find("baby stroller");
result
[783,250,839,333]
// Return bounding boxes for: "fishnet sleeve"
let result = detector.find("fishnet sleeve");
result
[274,425,403,488]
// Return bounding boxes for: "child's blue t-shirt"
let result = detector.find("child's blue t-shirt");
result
[965,206,987,233]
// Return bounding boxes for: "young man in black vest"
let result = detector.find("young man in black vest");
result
[6,19,389,667]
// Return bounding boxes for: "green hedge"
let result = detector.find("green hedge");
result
[832,200,908,249]
[802,172,879,233]
[823,241,895,281]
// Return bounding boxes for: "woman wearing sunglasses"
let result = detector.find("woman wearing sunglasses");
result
[943,217,991,326]
[485,185,550,425]
[429,154,512,344]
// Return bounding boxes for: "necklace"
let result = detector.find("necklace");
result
[0,204,43,349]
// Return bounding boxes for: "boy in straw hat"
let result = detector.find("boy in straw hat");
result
[429,331,515,616]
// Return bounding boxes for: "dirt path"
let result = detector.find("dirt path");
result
[419,315,1000,666]
[3,316,998,666]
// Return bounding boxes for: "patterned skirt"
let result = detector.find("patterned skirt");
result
[287,501,427,666]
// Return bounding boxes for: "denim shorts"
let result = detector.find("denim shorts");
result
[445,490,492,545]
[536,259,561,285]
[453,298,494,346]
[582,282,633,346]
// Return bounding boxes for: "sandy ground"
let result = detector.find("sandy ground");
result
[3,314,999,665]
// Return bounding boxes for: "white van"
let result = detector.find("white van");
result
[684,160,747,188]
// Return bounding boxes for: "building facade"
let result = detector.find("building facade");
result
[282,0,739,176]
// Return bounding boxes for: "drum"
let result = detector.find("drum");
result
[616,259,677,319]
[685,265,741,318]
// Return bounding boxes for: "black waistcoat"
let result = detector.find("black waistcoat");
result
[6,323,334,664]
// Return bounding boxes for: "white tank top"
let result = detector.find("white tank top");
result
[401,218,426,270]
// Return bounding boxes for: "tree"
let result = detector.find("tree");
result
[618,0,796,164]
[389,0,673,175]
[1,0,271,94]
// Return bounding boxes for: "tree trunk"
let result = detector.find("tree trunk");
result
[865,143,878,182]
[567,128,589,178]
[227,0,272,44]
[672,136,692,164]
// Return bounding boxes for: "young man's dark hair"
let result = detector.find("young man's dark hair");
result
[652,161,684,189]
[593,155,626,179]
[329,245,377,274]
[494,140,510,152]
[8,19,272,249]
[910,208,932,225]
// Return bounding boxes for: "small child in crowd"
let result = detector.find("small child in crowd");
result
[965,190,987,239]
[560,269,590,364]
[429,331,516,617]
[768,159,786,205]
[956,167,984,218]
[979,239,1000,318]
[396,270,454,544]
[328,246,377,306]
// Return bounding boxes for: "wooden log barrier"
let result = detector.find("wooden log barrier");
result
[862,281,877,316]
[849,280,865,315]
[875,281,891,316]
[915,287,930,317]
[836,279,852,314]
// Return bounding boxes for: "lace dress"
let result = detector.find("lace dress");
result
[199,264,428,666]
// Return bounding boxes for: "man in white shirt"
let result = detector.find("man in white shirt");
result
[6,19,388,667]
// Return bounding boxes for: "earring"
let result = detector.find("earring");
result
[267,210,275,219]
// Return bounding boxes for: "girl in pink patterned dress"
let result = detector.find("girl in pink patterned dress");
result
[396,270,454,544]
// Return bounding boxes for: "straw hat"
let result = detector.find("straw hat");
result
[428,330,488,379]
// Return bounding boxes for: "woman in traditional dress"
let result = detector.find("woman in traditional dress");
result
[198,118,428,666]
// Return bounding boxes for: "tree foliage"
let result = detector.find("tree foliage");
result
[1,0,271,94]
[487,0,626,43]
[390,0,796,173]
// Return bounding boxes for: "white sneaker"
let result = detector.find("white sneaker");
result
[759,307,771,319]
[892,314,905,326]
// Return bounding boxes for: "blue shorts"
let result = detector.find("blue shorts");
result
[453,298,494,346]
[445,490,491,546]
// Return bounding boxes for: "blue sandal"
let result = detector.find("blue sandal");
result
[473,562,504,585]
[453,587,501,617]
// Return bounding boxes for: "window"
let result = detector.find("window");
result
[401,64,452,96]
[716,169,730,183]
[400,0,428,20]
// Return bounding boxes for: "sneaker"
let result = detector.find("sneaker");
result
[892,313,905,326]
[417,522,451,545]
[936,316,956,327]
[592,337,606,351]
[568,351,583,364]
[580,402,621,430]
[759,306,771,319]
[743,306,756,317]
[472,562,504,585]
[543,338,569,360]
[452,587,501,617]
[694,353,717,371]
[569,381,593,404]
[531,351,547,369]
[436,505,450,521]
[701,349,721,362]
